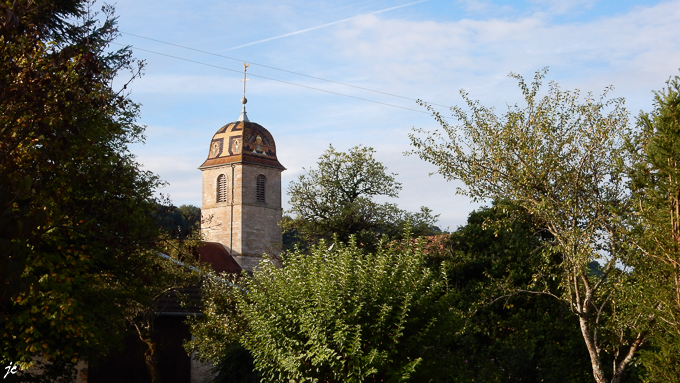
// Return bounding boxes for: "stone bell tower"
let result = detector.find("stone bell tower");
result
[199,95,285,272]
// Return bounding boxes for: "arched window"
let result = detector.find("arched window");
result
[256,174,266,203]
[216,174,227,203]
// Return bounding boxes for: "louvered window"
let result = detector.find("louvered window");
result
[216,174,228,203]
[256,174,266,203]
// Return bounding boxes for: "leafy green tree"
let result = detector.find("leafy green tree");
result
[208,343,260,383]
[433,202,595,383]
[157,204,202,239]
[184,273,251,380]
[187,238,453,383]
[0,1,203,380]
[284,145,440,248]
[0,0,83,326]
[628,72,680,383]
[409,69,645,383]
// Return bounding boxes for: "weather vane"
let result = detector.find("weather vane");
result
[238,63,250,122]
[241,63,249,101]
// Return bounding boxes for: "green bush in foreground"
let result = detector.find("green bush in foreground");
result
[188,237,453,383]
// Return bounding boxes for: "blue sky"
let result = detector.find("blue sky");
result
[111,0,680,230]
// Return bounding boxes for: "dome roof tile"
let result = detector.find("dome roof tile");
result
[199,121,285,170]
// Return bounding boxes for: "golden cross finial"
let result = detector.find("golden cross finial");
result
[241,63,249,98]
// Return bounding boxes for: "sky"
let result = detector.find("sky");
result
[109,0,680,231]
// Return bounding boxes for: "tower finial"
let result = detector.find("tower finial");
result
[238,63,250,122]
[242,63,249,100]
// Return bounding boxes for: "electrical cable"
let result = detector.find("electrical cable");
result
[157,252,247,291]
[119,31,450,109]
[111,42,432,114]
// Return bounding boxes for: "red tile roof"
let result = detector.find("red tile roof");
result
[156,243,242,314]
[196,242,242,274]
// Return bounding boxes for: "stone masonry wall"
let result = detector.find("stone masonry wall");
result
[200,162,282,271]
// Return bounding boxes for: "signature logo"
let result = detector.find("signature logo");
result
[3,362,19,379]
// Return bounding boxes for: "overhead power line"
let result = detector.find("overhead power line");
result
[111,42,432,114]
[120,31,451,109]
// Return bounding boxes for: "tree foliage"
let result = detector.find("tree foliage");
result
[184,272,257,383]
[284,145,440,248]
[188,238,453,383]
[433,202,595,383]
[0,1,203,379]
[629,72,680,383]
[157,204,202,239]
[410,69,645,383]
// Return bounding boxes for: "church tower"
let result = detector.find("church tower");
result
[199,94,285,272]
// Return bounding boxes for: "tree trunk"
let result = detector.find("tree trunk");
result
[611,333,646,383]
[134,321,162,383]
[143,339,161,383]
[578,315,608,383]
[579,314,646,383]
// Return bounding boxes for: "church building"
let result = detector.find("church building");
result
[199,96,285,271]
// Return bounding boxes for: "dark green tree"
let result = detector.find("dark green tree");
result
[433,202,596,383]
[284,145,440,249]
[628,72,680,383]
[0,0,83,326]
[157,204,202,239]
[0,1,203,380]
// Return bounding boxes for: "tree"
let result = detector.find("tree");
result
[284,145,440,248]
[157,204,202,239]
[628,72,680,382]
[0,1,202,379]
[187,238,453,383]
[434,202,595,383]
[184,273,258,383]
[0,0,83,326]
[409,69,645,383]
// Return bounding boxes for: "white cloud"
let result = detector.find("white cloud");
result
[332,0,680,104]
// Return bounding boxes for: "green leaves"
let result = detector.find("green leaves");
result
[435,202,593,382]
[410,69,644,383]
[190,239,450,383]
[628,71,680,383]
[284,145,440,248]
[1,1,202,379]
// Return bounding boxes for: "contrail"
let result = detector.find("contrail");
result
[225,0,430,51]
